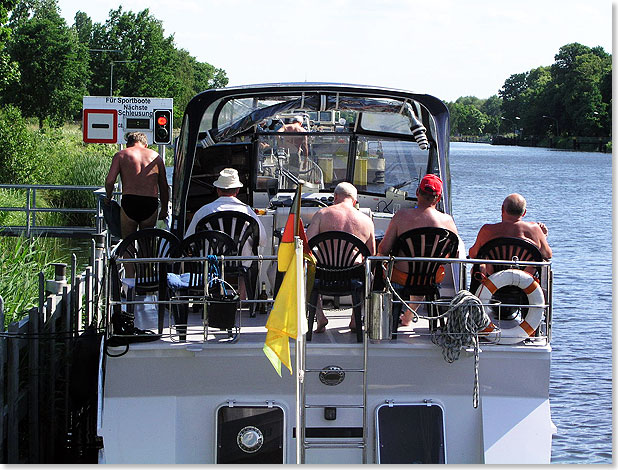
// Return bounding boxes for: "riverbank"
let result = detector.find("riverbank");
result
[451,134,611,153]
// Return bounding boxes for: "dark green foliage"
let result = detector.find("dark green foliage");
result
[0,105,40,183]
[0,0,18,92]
[82,6,227,115]
[449,42,611,139]
[6,1,89,127]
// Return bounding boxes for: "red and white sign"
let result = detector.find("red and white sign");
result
[83,108,118,143]
[82,96,173,144]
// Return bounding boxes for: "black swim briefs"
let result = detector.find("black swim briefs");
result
[121,195,159,222]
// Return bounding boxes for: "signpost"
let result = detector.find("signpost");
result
[82,96,173,146]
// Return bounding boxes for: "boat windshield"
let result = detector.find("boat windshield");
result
[195,93,434,196]
[256,133,427,194]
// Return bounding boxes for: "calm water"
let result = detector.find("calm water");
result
[449,142,612,464]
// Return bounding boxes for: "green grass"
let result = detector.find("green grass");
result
[0,235,65,327]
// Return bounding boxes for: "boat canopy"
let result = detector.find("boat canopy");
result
[172,83,452,236]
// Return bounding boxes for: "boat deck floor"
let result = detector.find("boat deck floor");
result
[117,295,439,349]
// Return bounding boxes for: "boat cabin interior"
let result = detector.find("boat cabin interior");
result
[171,83,452,240]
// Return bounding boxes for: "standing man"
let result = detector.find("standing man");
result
[277,116,309,166]
[377,174,458,326]
[104,132,169,239]
[306,182,375,333]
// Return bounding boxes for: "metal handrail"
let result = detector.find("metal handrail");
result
[0,184,105,237]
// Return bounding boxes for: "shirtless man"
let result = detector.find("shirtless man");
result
[377,174,458,325]
[104,132,169,239]
[468,193,552,261]
[277,116,309,164]
[306,182,375,332]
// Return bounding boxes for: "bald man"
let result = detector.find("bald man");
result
[306,182,375,333]
[468,193,552,260]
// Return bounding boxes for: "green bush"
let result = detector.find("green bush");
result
[0,188,28,226]
[0,105,39,184]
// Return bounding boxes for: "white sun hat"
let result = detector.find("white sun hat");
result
[213,168,243,189]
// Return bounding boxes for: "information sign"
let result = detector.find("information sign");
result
[82,96,173,144]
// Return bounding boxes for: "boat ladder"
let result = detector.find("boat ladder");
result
[297,327,369,463]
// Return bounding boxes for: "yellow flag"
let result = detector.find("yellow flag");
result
[263,249,300,376]
[263,184,315,375]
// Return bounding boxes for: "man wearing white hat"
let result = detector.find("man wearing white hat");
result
[185,168,266,247]
[184,168,267,300]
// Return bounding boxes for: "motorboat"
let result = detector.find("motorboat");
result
[98,83,554,464]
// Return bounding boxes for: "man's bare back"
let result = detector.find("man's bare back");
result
[378,206,458,256]
[305,182,375,332]
[104,132,169,237]
[468,194,551,260]
[307,202,375,253]
[108,146,163,198]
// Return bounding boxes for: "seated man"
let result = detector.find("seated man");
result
[306,182,375,333]
[185,168,267,298]
[377,174,458,325]
[468,193,552,275]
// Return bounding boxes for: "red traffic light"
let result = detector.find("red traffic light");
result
[157,115,168,126]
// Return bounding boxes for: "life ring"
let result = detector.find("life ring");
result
[475,269,545,345]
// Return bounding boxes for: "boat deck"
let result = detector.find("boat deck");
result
[110,295,443,351]
[109,294,549,354]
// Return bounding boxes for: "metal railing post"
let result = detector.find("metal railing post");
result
[25,188,31,237]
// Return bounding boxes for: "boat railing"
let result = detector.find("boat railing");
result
[105,249,552,346]
[366,255,553,344]
[105,254,278,342]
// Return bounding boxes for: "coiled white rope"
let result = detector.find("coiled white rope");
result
[432,290,492,408]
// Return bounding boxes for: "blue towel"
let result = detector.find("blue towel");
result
[167,273,192,290]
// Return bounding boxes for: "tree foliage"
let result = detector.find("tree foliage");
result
[79,6,227,117]
[1,3,227,128]
[448,42,611,138]
[0,0,18,92]
[5,0,88,127]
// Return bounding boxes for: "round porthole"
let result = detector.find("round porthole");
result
[237,426,264,453]
[319,365,345,386]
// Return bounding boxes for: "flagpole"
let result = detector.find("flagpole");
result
[294,236,306,464]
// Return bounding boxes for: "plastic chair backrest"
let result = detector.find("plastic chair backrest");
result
[474,236,544,271]
[195,210,260,258]
[309,231,371,294]
[391,227,459,292]
[178,230,237,290]
[111,228,181,294]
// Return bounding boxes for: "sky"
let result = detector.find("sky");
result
[55,0,613,103]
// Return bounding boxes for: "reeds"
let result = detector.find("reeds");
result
[0,235,64,327]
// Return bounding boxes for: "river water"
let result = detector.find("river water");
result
[449,142,612,464]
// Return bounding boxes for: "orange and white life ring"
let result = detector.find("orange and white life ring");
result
[475,269,545,345]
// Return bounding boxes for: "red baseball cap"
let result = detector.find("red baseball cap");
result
[419,174,443,196]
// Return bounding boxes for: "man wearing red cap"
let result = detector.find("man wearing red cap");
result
[377,174,459,325]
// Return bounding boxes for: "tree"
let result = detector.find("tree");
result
[448,101,489,136]
[73,10,92,45]
[84,6,227,116]
[498,72,528,124]
[6,0,88,127]
[0,0,18,93]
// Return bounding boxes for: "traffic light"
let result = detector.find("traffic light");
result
[153,109,172,144]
